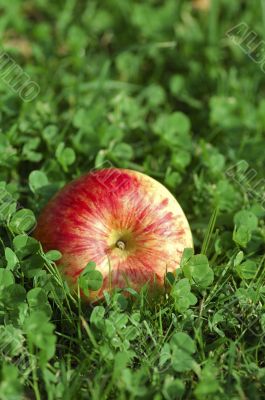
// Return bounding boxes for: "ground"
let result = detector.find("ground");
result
[0,1,264,399]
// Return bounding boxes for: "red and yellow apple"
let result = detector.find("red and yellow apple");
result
[34,168,193,300]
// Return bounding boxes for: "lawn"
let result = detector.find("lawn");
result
[0,0,265,399]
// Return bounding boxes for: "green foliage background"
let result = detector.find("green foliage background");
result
[0,0,264,399]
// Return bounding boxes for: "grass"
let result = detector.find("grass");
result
[0,0,265,399]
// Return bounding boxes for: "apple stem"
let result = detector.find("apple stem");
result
[116,240,126,250]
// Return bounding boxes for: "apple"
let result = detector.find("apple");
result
[34,168,193,300]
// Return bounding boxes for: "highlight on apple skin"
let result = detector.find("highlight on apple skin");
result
[34,168,193,300]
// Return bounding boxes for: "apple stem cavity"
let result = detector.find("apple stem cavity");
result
[116,240,126,250]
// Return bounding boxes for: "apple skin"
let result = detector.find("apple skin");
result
[34,168,193,300]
